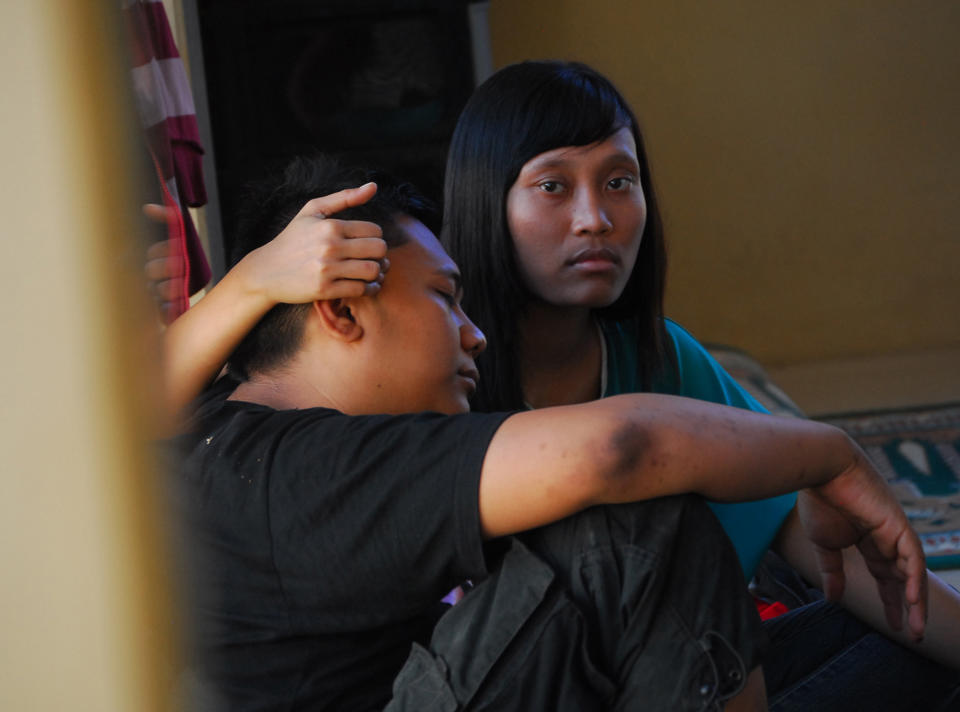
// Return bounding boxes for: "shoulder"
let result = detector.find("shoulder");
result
[173,388,513,484]
[598,317,714,397]
[661,318,730,381]
[224,405,511,461]
[662,317,709,356]
[655,319,767,412]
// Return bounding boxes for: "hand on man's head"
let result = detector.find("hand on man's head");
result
[240,183,389,305]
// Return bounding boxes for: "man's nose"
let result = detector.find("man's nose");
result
[461,316,486,357]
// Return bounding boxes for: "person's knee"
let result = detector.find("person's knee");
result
[516,494,738,591]
[599,494,734,563]
[468,502,766,709]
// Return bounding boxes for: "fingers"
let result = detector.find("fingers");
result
[335,259,386,283]
[153,278,184,302]
[146,239,174,260]
[308,236,387,290]
[332,219,384,242]
[901,533,927,608]
[899,532,929,641]
[294,218,385,261]
[869,521,928,640]
[868,559,924,641]
[252,194,392,305]
[142,203,178,225]
[907,595,926,642]
[862,524,928,641]
[144,238,186,311]
[297,182,378,219]
[339,235,388,260]
[145,253,186,281]
[311,256,386,301]
[320,277,384,300]
[875,575,905,632]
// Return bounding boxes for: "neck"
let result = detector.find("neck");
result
[229,352,347,412]
[518,302,602,408]
[229,372,309,411]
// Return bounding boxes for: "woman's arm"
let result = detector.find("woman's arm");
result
[774,505,960,668]
[158,183,387,428]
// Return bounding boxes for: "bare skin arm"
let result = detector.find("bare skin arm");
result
[478,394,928,640]
[775,506,960,668]
[156,184,388,429]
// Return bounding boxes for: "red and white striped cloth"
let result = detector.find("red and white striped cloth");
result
[123,0,211,322]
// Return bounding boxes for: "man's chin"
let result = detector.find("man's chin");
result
[441,396,472,416]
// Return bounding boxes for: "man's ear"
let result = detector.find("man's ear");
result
[312,299,363,342]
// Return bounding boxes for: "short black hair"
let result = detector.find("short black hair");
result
[441,60,671,411]
[228,154,436,379]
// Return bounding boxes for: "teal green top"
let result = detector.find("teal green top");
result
[600,317,797,579]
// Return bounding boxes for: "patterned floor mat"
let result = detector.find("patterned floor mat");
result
[706,345,960,569]
[819,404,960,569]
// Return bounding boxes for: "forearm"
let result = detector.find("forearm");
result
[160,258,272,427]
[597,394,859,503]
[775,510,960,669]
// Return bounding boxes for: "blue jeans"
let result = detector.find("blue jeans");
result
[764,600,960,712]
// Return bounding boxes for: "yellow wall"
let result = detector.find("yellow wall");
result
[1,2,176,710]
[489,1,960,365]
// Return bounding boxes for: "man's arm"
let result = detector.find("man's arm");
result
[480,394,868,533]
[774,507,960,669]
[157,185,386,430]
[478,393,927,639]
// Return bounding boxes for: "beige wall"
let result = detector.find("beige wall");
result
[489,1,960,365]
[1,2,176,710]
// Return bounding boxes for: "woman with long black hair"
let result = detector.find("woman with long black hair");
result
[440,60,960,711]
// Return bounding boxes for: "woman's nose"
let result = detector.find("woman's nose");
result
[572,189,612,236]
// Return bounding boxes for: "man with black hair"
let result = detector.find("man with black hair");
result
[168,156,930,711]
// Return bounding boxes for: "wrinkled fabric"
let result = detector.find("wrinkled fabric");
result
[388,496,767,711]
[123,0,210,319]
[764,600,960,712]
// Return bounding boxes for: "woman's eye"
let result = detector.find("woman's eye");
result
[608,176,635,191]
[435,289,456,305]
[538,181,563,194]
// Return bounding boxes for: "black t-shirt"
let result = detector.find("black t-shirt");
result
[167,378,511,710]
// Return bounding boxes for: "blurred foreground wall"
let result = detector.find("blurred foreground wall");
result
[1,3,175,710]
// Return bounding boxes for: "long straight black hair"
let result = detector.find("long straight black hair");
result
[442,60,671,411]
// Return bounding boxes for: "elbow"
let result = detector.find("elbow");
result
[589,417,662,504]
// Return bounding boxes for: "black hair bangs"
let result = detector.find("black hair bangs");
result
[510,64,636,174]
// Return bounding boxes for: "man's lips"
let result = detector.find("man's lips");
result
[566,247,620,267]
[458,367,479,393]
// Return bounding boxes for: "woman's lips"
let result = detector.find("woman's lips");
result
[567,247,620,271]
